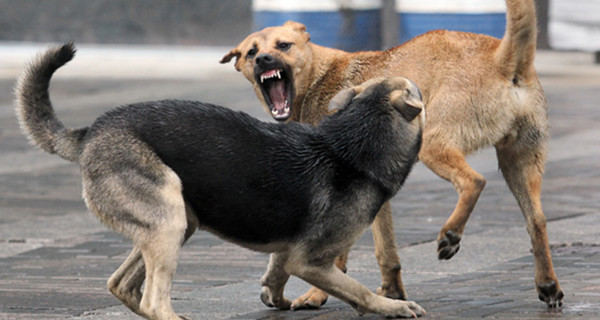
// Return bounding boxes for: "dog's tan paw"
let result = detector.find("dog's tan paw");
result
[290,287,328,310]
[384,300,426,319]
[377,284,407,301]
[260,286,291,310]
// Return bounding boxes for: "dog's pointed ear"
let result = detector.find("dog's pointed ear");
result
[284,20,310,42]
[390,80,424,122]
[328,87,357,111]
[220,48,242,71]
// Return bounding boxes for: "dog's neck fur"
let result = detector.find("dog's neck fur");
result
[317,94,421,196]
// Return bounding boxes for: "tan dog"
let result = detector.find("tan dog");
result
[221,0,563,310]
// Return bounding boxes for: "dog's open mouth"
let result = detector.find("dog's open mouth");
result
[257,68,293,121]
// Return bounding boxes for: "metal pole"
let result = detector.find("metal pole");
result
[380,0,399,50]
[534,0,550,49]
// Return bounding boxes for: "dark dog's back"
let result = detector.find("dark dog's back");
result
[89,102,320,244]
[15,44,423,251]
[82,82,421,248]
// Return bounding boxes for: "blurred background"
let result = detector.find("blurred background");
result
[0,0,599,60]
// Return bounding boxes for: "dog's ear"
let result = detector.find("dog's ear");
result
[284,20,310,42]
[220,48,242,71]
[328,87,357,111]
[389,81,424,122]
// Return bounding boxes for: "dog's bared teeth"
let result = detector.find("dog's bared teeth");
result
[260,70,283,84]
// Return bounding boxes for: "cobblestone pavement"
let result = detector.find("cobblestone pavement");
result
[0,44,599,319]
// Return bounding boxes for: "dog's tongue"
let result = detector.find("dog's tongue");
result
[269,80,287,113]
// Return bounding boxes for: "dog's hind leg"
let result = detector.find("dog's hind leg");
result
[139,231,185,320]
[81,137,191,319]
[108,247,145,315]
[372,202,407,300]
[108,209,199,316]
[136,173,188,320]
[138,175,196,320]
[496,129,563,308]
[287,259,425,318]
[260,252,292,310]
[419,144,486,260]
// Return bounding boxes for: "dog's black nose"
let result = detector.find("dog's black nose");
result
[255,53,274,67]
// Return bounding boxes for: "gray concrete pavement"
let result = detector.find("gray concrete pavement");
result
[0,43,599,319]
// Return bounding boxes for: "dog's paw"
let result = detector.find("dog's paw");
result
[260,286,291,310]
[383,300,426,318]
[437,230,461,260]
[290,287,328,310]
[537,280,564,309]
[377,284,407,301]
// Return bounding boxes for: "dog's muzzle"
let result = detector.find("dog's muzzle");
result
[254,53,294,121]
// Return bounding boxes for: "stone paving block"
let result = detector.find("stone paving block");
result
[0,290,118,316]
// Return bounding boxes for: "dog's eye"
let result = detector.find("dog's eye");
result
[247,48,258,58]
[276,42,292,51]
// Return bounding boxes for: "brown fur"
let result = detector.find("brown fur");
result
[222,0,563,309]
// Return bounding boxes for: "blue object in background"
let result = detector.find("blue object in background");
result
[253,0,381,52]
[396,0,507,44]
[252,0,508,51]
[398,12,506,43]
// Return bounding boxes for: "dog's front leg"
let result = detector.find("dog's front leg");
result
[289,250,347,309]
[291,202,407,310]
[372,201,407,300]
[419,145,486,260]
[260,252,292,310]
[289,262,425,318]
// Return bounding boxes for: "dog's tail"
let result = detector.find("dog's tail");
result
[15,43,88,163]
[495,0,537,81]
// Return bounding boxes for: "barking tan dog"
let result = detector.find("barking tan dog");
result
[221,0,563,310]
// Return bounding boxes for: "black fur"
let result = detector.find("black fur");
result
[15,43,423,247]
[15,44,422,247]
[84,91,421,244]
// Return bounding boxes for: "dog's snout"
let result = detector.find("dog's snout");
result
[255,53,274,66]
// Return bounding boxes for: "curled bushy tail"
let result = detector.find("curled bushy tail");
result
[495,0,538,80]
[15,43,88,162]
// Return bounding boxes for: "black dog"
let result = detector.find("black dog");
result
[16,43,425,319]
